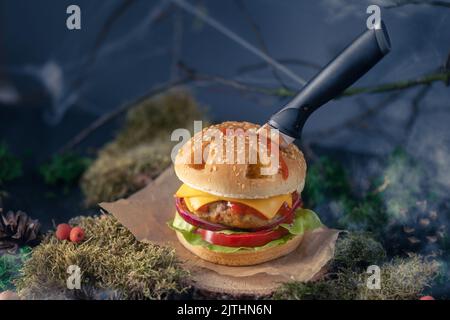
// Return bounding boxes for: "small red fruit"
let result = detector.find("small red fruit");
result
[55,223,72,241]
[419,295,435,300]
[69,226,85,243]
[0,290,20,300]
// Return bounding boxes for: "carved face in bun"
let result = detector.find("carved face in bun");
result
[174,121,307,199]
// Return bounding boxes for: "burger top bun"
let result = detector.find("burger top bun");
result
[174,121,306,199]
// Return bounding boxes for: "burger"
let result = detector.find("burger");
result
[169,121,322,266]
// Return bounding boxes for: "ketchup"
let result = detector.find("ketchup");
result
[229,202,245,214]
[228,202,268,220]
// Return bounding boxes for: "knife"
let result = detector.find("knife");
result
[262,20,391,146]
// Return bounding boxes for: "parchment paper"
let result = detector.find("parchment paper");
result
[100,167,340,295]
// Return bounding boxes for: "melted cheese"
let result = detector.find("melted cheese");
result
[175,184,292,219]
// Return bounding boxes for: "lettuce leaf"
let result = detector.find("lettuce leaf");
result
[280,209,323,235]
[168,208,323,253]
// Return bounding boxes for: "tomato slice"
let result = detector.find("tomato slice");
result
[197,227,289,247]
[197,204,209,213]
[229,202,246,215]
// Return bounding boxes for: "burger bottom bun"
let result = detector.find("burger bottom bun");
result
[176,231,303,266]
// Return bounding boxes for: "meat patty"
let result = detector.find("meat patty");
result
[189,201,287,230]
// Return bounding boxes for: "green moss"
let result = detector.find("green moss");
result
[0,142,22,185]
[338,194,388,235]
[273,269,363,300]
[381,148,424,221]
[303,157,352,208]
[358,255,439,300]
[15,215,189,300]
[273,232,439,300]
[304,150,433,237]
[103,88,205,155]
[333,232,386,271]
[275,149,443,300]
[273,254,438,300]
[81,89,207,206]
[40,153,91,188]
[304,157,387,234]
[0,247,31,291]
[82,143,172,206]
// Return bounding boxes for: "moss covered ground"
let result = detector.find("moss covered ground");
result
[81,89,206,206]
[273,233,440,300]
[15,215,189,300]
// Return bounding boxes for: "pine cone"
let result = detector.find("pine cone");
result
[0,209,41,253]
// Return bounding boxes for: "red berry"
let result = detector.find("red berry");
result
[69,226,85,243]
[419,295,435,300]
[55,224,72,241]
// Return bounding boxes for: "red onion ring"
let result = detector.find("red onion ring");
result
[175,197,228,231]
[175,196,302,232]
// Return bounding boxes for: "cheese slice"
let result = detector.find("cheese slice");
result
[175,184,292,219]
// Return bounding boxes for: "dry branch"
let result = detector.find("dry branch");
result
[58,77,192,153]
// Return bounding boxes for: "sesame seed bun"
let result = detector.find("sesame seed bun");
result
[174,121,307,199]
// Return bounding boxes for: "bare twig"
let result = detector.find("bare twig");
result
[341,71,450,96]
[405,85,431,133]
[73,0,172,88]
[178,62,285,95]
[58,77,192,153]
[88,0,137,67]
[352,118,403,146]
[297,70,450,97]
[61,61,450,153]
[305,92,404,142]
[444,51,450,85]
[171,0,307,86]
[170,7,184,80]
[70,0,138,91]
[233,0,290,89]
[384,0,450,9]
[181,62,450,98]
[237,58,322,75]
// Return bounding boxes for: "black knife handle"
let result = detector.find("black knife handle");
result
[268,20,391,140]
